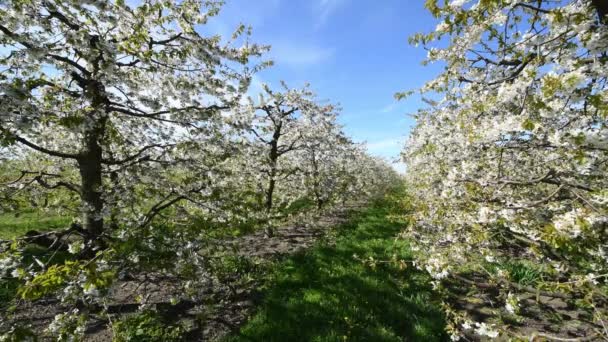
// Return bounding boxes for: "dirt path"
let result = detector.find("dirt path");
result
[8,204,360,341]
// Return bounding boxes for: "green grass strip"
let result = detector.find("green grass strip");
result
[0,212,71,239]
[227,199,448,342]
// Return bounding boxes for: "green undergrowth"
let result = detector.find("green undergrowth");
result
[0,211,71,239]
[186,197,316,239]
[226,195,448,342]
[113,309,186,342]
[1,245,73,309]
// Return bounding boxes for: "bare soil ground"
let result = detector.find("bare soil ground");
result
[444,273,606,341]
[6,205,358,341]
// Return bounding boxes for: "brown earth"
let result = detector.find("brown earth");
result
[5,204,359,341]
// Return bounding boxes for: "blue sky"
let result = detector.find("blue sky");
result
[207,0,443,172]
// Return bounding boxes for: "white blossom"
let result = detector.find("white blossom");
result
[474,322,499,338]
[67,241,84,255]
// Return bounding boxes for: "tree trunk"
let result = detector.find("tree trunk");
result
[108,170,119,231]
[311,151,323,210]
[265,122,282,213]
[78,72,107,242]
[78,128,104,240]
[265,153,278,212]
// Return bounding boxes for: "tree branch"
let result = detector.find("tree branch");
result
[32,173,81,195]
[1,127,80,159]
[102,144,173,165]
[513,3,552,15]
[0,24,91,76]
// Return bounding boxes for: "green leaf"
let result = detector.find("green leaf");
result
[522,119,535,131]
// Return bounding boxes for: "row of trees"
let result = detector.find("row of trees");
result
[0,0,398,339]
[402,0,607,340]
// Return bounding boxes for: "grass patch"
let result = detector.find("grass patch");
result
[504,260,543,286]
[0,212,71,239]
[113,310,186,342]
[227,200,447,342]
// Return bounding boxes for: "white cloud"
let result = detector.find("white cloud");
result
[381,102,398,113]
[270,42,335,67]
[314,0,348,28]
[381,99,412,114]
[366,138,404,152]
[365,137,406,174]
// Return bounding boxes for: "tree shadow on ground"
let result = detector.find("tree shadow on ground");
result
[228,205,448,342]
